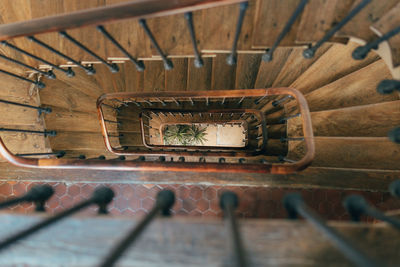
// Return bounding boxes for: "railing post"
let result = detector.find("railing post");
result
[284,193,378,267]
[226,2,249,66]
[377,80,400,95]
[99,190,175,267]
[220,191,248,267]
[184,12,204,68]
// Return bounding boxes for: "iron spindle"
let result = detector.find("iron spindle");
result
[104,119,121,125]
[99,190,175,267]
[184,12,204,68]
[188,97,194,106]
[171,97,180,106]
[284,193,378,267]
[254,95,267,105]
[226,2,249,66]
[262,0,308,62]
[220,191,248,267]
[388,127,400,144]
[199,157,206,162]
[352,26,400,60]
[0,187,114,251]
[0,69,45,88]
[279,113,300,123]
[303,0,372,58]
[101,103,120,112]
[0,128,56,137]
[142,113,151,120]
[238,158,245,163]
[280,137,304,143]
[131,100,141,107]
[238,96,245,104]
[272,95,293,107]
[139,19,173,70]
[143,99,153,106]
[389,180,400,198]
[156,98,167,106]
[377,79,400,95]
[0,185,53,211]
[59,31,119,73]
[111,98,128,107]
[344,195,400,230]
[16,151,66,158]
[0,99,51,114]
[1,41,74,77]
[97,25,145,71]
[278,156,296,163]
[178,156,185,162]
[0,54,55,79]
[28,36,93,75]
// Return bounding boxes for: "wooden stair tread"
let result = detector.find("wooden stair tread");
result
[288,137,400,170]
[267,124,285,139]
[371,2,400,68]
[235,53,262,89]
[290,42,379,95]
[288,100,400,137]
[187,57,213,91]
[295,0,354,43]
[271,44,332,87]
[254,48,293,89]
[252,0,303,48]
[285,60,397,113]
[211,54,236,90]
[48,131,111,152]
[335,0,399,43]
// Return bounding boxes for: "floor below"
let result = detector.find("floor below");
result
[1,182,399,221]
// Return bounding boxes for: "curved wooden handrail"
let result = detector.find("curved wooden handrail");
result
[0,88,314,174]
[0,0,245,41]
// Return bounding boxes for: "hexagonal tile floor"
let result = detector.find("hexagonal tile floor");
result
[0,182,398,221]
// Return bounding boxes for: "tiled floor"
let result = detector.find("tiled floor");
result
[0,181,399,221]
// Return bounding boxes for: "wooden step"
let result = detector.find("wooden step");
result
[235,54,262,89]
[290,42,379,95]
[202,1,256,52]
[48,131,110,152]
[266,138,287,156]
[254,48,292,88]
[119,132,144,147]
[371,2,400,68]
[271,44,332,87]
[336,0,399,43]
[165,58,188,91]
[288,100,400,137]
[288,136,400,170]
[295,0,354,44]
[252,0,303,48]
[187,57,213,91]
[211,54,236,90]
[43,106,102,133]
[285,60,398,114]
[267,124,286,139]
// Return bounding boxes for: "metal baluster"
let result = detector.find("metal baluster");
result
[178,156,185,162]
[279,113,300,123]
[130,100,141,107]
[28,36,94,75]
[1,41,75,77]
[303,0,372,58]
[143,99,153,106]
[16,151,65,158]
[0,128,56,137]
[104,119,121,126]
[59,31,119,73]
[221,97,226,105]
[188,97,195,106]
[156,98,167,106]
[284,193,378,267]
[262,0,308,62]
[99,190,175,267]
[0,99,51,115]
[388,127,400,144]
[101,103,120,112]
[377,79,400,95]
[344,195,400,230]
[111,98,128,107]
[171,97,180,107]
[139,19,173,70]
[353,25,400,60]
[0,69,45,88]
[97,25,145,71]
[220,191,248,267]
[389,180,400,198]
[205,97,209,106]
[278,155,296,163]
[0,54,56,79]
[0,185,53,211]
[272,95,293,107]
[226,2,249,66]
[280,137,304,142]
[0,187,114,251]
[238,96,245,105]
[254,95,267,105]
[184,12,204,68]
